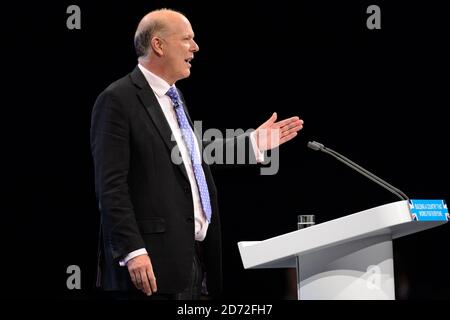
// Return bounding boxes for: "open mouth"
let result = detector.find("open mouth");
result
[184,57,193,66]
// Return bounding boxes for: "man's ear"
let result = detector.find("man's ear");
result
[151,37,164,56]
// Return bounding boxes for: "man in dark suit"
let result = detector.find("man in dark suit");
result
[90,8,303,299]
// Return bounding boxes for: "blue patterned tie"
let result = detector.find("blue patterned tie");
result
[166,86,212,223]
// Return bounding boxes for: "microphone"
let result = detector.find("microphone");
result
[307,141,408,200]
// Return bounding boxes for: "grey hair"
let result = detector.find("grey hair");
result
[134,9,185,58]
[134,19,166,58]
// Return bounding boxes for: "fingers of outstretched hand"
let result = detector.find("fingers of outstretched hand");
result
[273,116,298,126]
[277,117,303,129]
[279,132,298,145]
[280,121,303,138]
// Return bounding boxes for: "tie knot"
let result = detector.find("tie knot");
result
[166,86,181,107]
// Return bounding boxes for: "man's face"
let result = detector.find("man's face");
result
[162,17,199,84]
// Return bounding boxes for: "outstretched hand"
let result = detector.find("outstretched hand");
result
[255,112,303,152]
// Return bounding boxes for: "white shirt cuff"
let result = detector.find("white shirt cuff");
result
[119,248,148,267]
[250,131,265,163]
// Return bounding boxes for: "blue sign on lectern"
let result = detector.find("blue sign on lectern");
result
[409,199,449,221]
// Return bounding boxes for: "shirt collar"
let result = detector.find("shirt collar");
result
[137,64,174,98]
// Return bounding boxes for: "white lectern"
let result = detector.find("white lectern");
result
[238,200,447,300]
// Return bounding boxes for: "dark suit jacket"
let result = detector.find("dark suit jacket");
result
[90,67,255,296]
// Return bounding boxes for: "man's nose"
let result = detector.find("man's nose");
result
[191,40,199,52]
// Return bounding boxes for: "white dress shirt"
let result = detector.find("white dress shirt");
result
[119,64,264,266]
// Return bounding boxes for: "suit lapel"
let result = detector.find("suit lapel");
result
[130,67,190,183]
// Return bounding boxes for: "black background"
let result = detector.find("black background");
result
[2,0,449,300]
